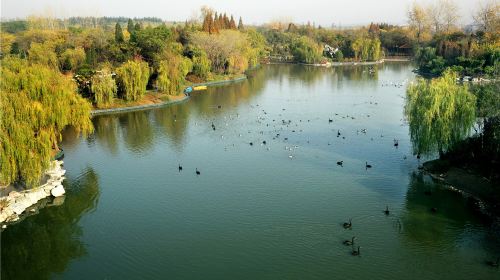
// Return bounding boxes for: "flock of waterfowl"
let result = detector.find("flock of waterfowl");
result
[171,82,499,269]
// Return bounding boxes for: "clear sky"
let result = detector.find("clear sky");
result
[1,0,479,26]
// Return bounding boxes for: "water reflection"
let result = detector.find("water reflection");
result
[118,111,154,154]
[401,172,500,255]
[401,173,483,245]
[191,70,267,118]
[93,116,121,155]
[1,167,100,280]
[153,103,191,150]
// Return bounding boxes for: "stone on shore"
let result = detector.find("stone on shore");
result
[0,160,66,224]
[51,184,65,197]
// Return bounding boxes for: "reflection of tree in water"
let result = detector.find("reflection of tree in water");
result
[118,111,154,153]
[400,172,500,255]
[91,116,121,155]
[191,68,267,118]
[1,167,100,280]
[329,65,378,91]
[264,64,325,87]
[60,125,85,149]
[153,103,191,149]
[289,64,328,86]
[264,64,380,91]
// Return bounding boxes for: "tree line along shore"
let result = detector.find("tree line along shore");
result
[0,1,499,190]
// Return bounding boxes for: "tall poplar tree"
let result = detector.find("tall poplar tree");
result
[238,17,244,30]
[115,23,124,43]
[127,19,134,34]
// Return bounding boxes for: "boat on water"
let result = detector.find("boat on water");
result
[193,85,207,91]
[184,87,193,95]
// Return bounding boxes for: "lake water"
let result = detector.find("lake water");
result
[2,63,499,280]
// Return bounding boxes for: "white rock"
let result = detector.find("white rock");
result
[51,184,65,197]
[8,191,21,199]
[11,202,28,215]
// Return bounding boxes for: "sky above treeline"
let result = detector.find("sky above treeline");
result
[1,0,479,26]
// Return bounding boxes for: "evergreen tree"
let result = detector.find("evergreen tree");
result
[127,19,134,34]
[213,12,219,31]
[238,17,244,30]
[208,14,217,34]
[202,14,210,32]
[218,14,224,29]
[134,22,142,31]
[223,13,229,29]
[115,23,124,43]
[229,15,237,29]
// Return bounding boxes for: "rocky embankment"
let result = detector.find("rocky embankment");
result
[0,160,66,226]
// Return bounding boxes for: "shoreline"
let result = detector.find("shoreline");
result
[266,58,411,67]
[0,160,66,228]
[0,73,252,225]
[422,159,499,218]
[91,75,247,117]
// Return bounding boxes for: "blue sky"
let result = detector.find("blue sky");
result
[1,0,478,26]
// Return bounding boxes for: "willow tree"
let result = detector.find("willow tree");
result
[0,57,93,186]
[352,37,382,61]
[405,70,476,157]
[91,69,117,107]
[157,49,192,95]
[27,42,59,69]
[116,60,149,101]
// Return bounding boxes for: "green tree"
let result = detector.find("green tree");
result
[59,47,86,71]
[27,42,58,69]
[115,23,124,43]
[130,25,171,64]
[116,60,149,101]
[191,47,211,79]
[335,50,344,62]
[0,57,93,186]
[157,46,192,95]
[91,69,117,107]
[238,17,244,30]
[290,36,323,64]
[127,19,134,34]
[229,15,237,29]
[405,70,476,156]
[134,22,142,31]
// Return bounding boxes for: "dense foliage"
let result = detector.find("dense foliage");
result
[91,69,117,107]
[408,1,499,77]
[261,22,385,63]
[116,60,150,101]
[157,46,193,95]
[0,57,93,186]
[405,70,476,156]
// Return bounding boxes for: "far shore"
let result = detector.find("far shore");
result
[91,75,247,117]
[266,57,411,67]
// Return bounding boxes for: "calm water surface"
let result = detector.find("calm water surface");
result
[2,63,499,279]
